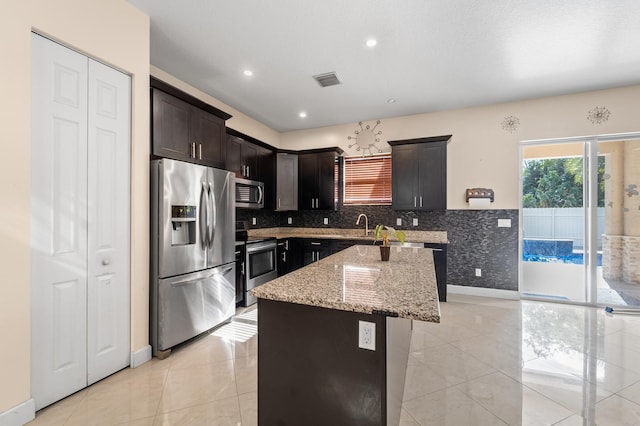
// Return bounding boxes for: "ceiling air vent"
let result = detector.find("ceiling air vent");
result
[313,72,341,87]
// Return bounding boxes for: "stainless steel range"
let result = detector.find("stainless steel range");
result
[236,221,277,306]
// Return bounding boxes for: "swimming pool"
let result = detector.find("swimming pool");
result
[522,253,602,266]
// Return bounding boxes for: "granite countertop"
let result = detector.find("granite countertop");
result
[251,245,441,323]
[248,227,448,244]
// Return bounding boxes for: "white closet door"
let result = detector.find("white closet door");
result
[31,33,131,409]
[86,59,131,384]
[31,33,89,410]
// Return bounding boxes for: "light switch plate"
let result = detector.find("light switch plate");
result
[396,218,402,226]
[498,219,511,228]
[323,217,328,225]
[412,218,418,226]
[287,217,292,224]
[475,268,482,277]
[252,217,257,225]
[358,321,376,351]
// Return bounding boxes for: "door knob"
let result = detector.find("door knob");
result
[102,259,111,266]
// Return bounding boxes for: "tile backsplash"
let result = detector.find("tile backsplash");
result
[237,205,518,291]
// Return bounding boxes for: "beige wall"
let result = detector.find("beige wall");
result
[151,66,281,148]
[281,85,640,209]
[0,0,149,413]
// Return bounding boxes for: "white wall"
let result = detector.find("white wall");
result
[0,0,149,414]
[280,85,640,209]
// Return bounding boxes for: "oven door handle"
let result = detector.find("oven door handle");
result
[246,241,277,253]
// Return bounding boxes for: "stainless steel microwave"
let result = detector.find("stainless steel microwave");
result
[235,177,264,209]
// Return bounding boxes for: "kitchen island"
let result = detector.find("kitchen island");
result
[251,244,440,426]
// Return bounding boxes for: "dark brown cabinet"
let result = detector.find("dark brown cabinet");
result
[298,149,341,210]
[300,239,333,266]
[226,134,260,179]
[424,243,447,302]
[389,135,450,210]
[151,87,228,168]
[276,239,295,276]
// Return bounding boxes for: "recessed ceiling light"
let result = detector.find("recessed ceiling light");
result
[387,98,396,104]
[243,70,253,77]
[299,112,307,118]
[365,39,377,48]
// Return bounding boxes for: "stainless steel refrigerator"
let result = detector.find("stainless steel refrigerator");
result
[150,158,236,358]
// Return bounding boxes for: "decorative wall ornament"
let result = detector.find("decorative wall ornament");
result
[501,115,520,133]
[624,184,638,197]
[347,120,384,156]
[587,106,611,124]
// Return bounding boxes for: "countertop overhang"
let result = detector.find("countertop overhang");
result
[251,244,441,323]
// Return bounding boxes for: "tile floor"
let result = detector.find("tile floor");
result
[28,295,640,425]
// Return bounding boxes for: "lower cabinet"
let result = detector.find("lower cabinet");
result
[424,243,447,302]
[300,239,332,266]
[277,239,295,276]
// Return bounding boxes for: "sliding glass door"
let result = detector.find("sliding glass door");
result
[520,134,640,308]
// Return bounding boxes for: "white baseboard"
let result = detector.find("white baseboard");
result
[130,345,152,368]
[447,285,520,300]
[0,398,35,426]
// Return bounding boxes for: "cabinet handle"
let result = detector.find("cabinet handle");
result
[316,198,319,208]
[191,142,196,158]
[241,261,245,276]
[414,196,417,208]
[198,143,202,160]
[311,242,321,246]
[311,199,314,209]
[278,198,281,209]
[420,196,423,207]
[282,251,286,262]
[284,240,289,250]
[246,166,250,177]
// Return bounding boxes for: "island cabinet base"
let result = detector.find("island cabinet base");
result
[257,299,412,426]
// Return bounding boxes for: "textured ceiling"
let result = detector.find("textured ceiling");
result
[128,0,640,132]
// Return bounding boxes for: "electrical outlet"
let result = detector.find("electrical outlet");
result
[498,219,511,228]
[412,218,418,226]
[287,217,292,225]
[396,218,402,226]
[323,217,328,225]
[475,268,482,277]
[358,321,376,351]
[252,217,257,225]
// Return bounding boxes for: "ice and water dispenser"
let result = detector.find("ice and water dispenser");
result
[171,205,196,246]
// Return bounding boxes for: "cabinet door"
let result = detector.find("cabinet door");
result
[317,152,337,210]
[418,142,447,210]
[392,145,419,210]
[241,142,259,179]
[226,135,243,177]
[276,153,298,211]
[192,109,225,168]
[152,88,191,161]
[298,153,318,210]
[424,243,447,302]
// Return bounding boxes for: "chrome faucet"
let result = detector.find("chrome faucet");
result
[356,214,369,236]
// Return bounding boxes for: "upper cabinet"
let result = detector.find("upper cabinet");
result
[275,153,298,211]
[298,148,342,210]
[151,78,231,168]
[226,134,260,180]
[389,135,450,210]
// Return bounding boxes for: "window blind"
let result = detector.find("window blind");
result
[343,154,392,205]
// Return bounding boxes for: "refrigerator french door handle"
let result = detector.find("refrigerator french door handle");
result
[199,182,208,248]
[208,182,216,249]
